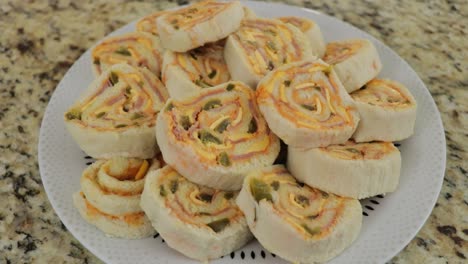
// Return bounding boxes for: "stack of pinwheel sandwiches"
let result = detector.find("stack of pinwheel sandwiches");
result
[65,1,417,263]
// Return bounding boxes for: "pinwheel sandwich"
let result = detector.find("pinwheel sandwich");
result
[73,157,161,238]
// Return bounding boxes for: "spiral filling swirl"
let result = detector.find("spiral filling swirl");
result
[164,41,230,88]
[351,79,413,108]
[248,166,351,239]
[232,19,308,75]
[92,32,162,75]
[164,82,277,166]
[65,66,168,131]
[80,157,160,225]
[322,40,363,65]
[157,166,244,233]
[161,0,229,31]
[257,60,356,129]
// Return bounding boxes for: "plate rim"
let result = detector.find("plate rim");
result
[38,1,446,263]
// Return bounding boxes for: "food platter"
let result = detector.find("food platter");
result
[38,1,446,263]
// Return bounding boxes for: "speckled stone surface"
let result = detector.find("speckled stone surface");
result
[0,0,466,263]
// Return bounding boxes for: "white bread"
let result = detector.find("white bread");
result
[156,0,244,52]
[224,18,315,88]
[73,157,161,239]
[351,79,417,142]
[323,39,382,93]
[288,141,401,199]
[91,32,163,76]
[256,59,360,148]
[236,165,362,263]
[278,16,326,58]
[156,81,280,190]
[64,63,169,159]
[140,166,252,261]
[162,40,230,100]
[73,192,155,239]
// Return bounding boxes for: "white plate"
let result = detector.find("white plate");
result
[38,1,446,263]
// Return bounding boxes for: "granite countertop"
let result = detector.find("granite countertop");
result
[0,0,466,263]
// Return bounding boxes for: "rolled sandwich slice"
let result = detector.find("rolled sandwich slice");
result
[156,0,244,52]
[351,79,417,142]
[156,81,280,190]
[73,157,162,238]
[288,140,401,199]
[162,40,230,100]
[256,59,360,148]
[136,10,172,36]
[237,165,362,263]
[278,16,326,58]
[64,64,169,159]
[140,166,252,261]
[323,39,382,93]
[92,32,164,76]
[225,18,314,88]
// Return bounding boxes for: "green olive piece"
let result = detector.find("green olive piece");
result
[203,99,222,110]
[217,152,231,167]
[224,192,234,200]
[247,118,258,134]
[250,178,272,203]
[198,193,213,203]
[109,72,119,85]
[131,112,144,120]
[96,112,106,118]
[180,115,192,130]
[170,180,178,193]
[226,83,235,91]
[214,119,230,133]
[283,80,291,87]
[346,148,361,154]
[207,218,230,233]
[66,109,82,120]
[270,181,280,191]
[294,195,310,207]
[199,130,222,144]
[302,224,321,236]
[114,47,131,56]
[165,102,174,112]
[160,186,167,197]
[301,104,317,111]
[208,69,217,79]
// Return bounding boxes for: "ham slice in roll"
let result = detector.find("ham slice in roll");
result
[156,81,280,190]
[288,140,401,199]
[73,157,161,238]
[236,165,362,263]
[64,63,169,159]
[156,0,244,52]
[162,40,230,100]
[351,78,417,142]
[278,16,326,58]
[140,165,252,261]
[92,32,163,76]
[224,18,314,88]
[256,59,360,149]
[323,39,382,93]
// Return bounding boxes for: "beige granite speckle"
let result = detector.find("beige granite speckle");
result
[0,0,466,263]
